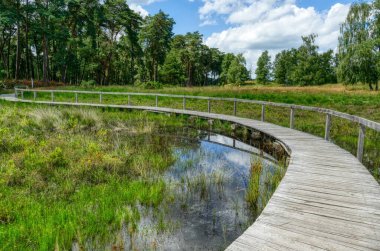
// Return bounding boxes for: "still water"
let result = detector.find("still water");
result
[114,130,285,251]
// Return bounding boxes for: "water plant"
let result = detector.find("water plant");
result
[246,159,263,214]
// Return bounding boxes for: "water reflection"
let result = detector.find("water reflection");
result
[118,131,283,251]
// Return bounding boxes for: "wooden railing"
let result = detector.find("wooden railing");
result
[14,88,380,163]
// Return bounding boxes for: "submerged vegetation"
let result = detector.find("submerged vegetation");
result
[0,101,287,250]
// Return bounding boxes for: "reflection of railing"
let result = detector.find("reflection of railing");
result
[14,88,380,163]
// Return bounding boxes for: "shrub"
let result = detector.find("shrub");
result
[80,80,97,89]
[137,81,163,89]
[49,147,68,169]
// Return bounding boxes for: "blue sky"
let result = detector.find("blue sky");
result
[135,0,354,36]
[129,0,355,69]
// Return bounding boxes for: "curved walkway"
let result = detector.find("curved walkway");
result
[1,94,380,250]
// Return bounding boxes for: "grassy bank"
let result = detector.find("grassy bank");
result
[28,84,380,181]
[0,100,287,250]
[0,102,186,250]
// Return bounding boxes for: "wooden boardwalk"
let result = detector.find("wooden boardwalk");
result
[2,94,380,250]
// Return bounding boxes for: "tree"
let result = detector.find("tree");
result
[255,50,272,84]
[337,2,378,90]
[140,10,175,82]
[0,1,248,87]
[293,34,320,85]
[226,54,249,85]
[220,53,235,85]
[159,49,185,85]
[272,35,337,86]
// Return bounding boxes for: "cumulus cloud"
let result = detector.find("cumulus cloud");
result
[129,3,149,17]
[201,0,350,72]
[127,0,163,17]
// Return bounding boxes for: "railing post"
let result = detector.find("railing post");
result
[183,96,186,110]
[208,99,211,113]
[99,93,103,103]
[51,91,54,102]
[75,93,78,103]
[325,114,332,141]
[357,124,366,162]
[33,91,37,100]
[21,91,24,100]
[128,95,131,105]
[233,100,237,116]
[155,95,158,107]
[290,108,295,129]
[261,105,265,122]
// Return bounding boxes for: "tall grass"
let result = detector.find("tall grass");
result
[0,102,186,250]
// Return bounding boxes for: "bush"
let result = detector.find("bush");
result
[80,80,97,89]
[137,81,163,89]
[49,147,68,168]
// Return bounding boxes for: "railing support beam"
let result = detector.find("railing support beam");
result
[208,99,211,113]
[290,108,295,129]
[183,97,186,110]
[51,92,54,102]
[233,100,237,116]
[357,124,366,163]
[325,114,332,141]
[261,105,265,122]
[155,95,158,107]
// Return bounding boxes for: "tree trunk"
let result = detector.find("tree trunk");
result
[15,17,21,80]
[25,0,30,80]
[42,34,49,84]
[7,36,11,79]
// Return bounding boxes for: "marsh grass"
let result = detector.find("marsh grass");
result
[0,102,189,250]
[37,84,379,182]
[246,157,287,216]
[246,160,263,213]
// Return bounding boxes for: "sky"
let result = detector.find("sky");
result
[128,0,356,70]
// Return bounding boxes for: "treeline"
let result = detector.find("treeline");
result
[255,0,380,90]
[0,0,249,86]
[255,34,336,86]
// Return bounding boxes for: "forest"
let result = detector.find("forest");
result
[0,0,379,89]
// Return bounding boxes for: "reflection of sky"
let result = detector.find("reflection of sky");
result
[117,131,282,251]
[157,133,279,250]
[168,133,277,189]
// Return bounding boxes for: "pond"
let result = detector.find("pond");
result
[99,127,287,251]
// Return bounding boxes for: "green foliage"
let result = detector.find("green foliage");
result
[337,2,379,90]
[0,103,187,250]
[273,35,336,85]
[140,10,175,82]
[80,80,96,89]
[159,50,186,85]
[255,51,272,84]
[137,81,163,89]
[220,53,250,85]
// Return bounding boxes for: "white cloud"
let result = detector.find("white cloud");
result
[127,0,163,18]
[129,3,149,17]
[128,0,160,4]
[202,0,350,71]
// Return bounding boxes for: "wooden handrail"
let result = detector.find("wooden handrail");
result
[14,88,380,162]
